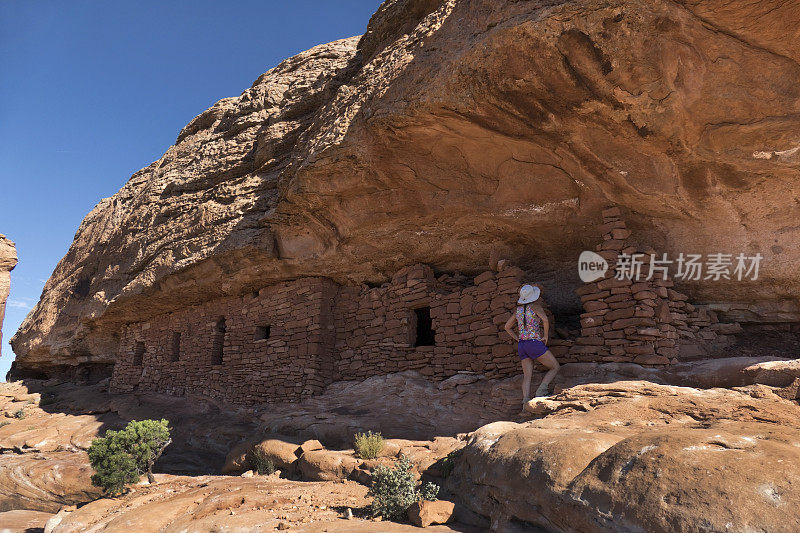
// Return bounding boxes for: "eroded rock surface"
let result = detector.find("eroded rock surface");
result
[256,356,793,445]
[0,451,101,513]
[45,474,479,533]
[448,381,800,532]
[0,509,53,532]
[9,37,362,372]
[3,360,800,530]
[11,0,800,374]
[0,234,16,362]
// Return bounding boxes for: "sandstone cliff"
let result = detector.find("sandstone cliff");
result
[0,235,17,360]
[11,0,800,373]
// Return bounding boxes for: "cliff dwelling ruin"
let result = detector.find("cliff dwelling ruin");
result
[110,208,739,404]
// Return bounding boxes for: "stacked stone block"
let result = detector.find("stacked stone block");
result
[568,206,737,364]
[333,263,526,381]
[110,277,339,404]
[110,264,529,404]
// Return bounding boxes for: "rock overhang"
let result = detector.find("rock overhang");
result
[10,0,800,372]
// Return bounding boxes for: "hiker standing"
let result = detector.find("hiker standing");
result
[503,284,560,407]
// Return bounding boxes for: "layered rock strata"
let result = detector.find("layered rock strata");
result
[0,235,17,360]
[11,0,800,376]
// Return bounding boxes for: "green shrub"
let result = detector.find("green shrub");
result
[13,408,25,419]
[367,454,440,520]
[418,481,440,501]
[250,447,276,475]
[0,421,10,428]
[354,430,385,459]
[88,419,171,495]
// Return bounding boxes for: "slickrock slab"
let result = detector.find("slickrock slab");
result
[45,475,475,533]
[0,509,53,532]
[1,361,797,529]
[448,380,800,532]
[0,451,100,513]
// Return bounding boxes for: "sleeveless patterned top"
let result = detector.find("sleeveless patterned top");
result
[516,304,544,341]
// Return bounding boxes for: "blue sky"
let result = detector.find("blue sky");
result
[0,0,382,379]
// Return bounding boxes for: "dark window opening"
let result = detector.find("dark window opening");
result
[212,318,226,365]
[170,332,181,362]
[254,325,271,341]
[413,307,435,347]
[133,341,145,366]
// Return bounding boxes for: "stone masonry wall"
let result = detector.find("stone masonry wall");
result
[109,264,529,404]
[559,207,740,364]
[332,264,526,382]
[110,277,339,404]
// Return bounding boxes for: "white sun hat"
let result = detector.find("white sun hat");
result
[518,284,541,304]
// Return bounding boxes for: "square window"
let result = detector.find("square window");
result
[255,325,271,341]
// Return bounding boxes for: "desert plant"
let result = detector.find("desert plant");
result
[354,430,385,459]
[368,454,417,519]
[367,454,440,520]
[249,447,276,475]
[88,419,171,495]
[418,481,440,501]
[0,421,10,428]
[13,408,25,419]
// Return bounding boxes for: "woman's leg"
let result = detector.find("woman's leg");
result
[535,351,560,396]
[521,357,534,404]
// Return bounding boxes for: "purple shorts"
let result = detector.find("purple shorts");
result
[518,339,548,360]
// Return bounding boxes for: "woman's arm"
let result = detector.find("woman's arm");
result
[504,314,519,342]
[535,306,550,343]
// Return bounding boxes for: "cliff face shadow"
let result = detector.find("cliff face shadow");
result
[11,339,800,480]
[15,377,261,475]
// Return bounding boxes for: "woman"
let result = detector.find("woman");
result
[504,284,560,408]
